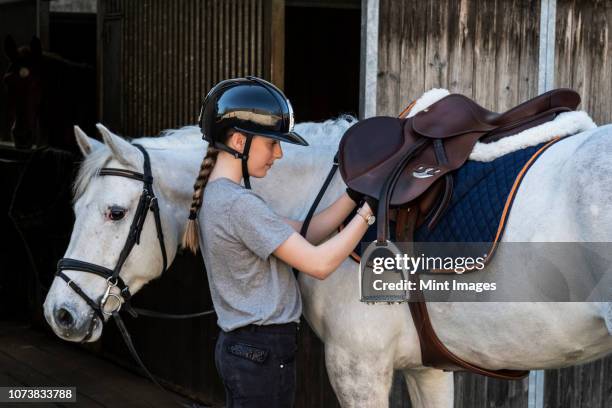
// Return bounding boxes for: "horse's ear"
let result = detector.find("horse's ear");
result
[74,126,103,156]
[29,36,42,59]
[4,35,17,62]
[96,123,139,166]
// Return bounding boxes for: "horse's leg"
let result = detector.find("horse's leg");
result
[325,342,395,408]
[402,368,454,408]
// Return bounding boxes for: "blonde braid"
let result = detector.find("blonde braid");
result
[182,146,219,253]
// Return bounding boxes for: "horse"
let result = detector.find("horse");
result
[2,35,95,151]
[43,118,612,407]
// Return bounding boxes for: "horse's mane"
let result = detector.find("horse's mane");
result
[293,114,357,146]
[73,115,356,201]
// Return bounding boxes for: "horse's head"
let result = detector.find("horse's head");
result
[3,36,43,148]
[44,124,178,342]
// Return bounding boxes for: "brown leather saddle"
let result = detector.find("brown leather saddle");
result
[339,89,581,245]
[338,88,581,380]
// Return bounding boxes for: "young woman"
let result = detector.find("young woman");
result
[183,76,374,407]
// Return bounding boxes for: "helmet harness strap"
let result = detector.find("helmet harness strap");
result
[210,133,253,190]
[241,134,253,189]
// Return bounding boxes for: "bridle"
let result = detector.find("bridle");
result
[56,144,166,325]
[55,144,212,406]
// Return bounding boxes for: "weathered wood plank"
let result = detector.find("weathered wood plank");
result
[380,0,540,115]
[555,0,612,125]
[545,359,612,408]
[494,0,521,110]
[472,0,499,110]
[377,0,403,115]
[398,0,428,108]
[423,1,449,92]
[517,0,540,102]
[446,0,476,96]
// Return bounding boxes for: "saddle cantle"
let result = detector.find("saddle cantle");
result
[339,88,581,244]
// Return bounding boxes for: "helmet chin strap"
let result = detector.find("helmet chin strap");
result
[211,134,254,189]
[241,135,253,189]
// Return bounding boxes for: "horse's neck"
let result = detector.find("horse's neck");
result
[149,146,206,239]
[251,143,347,218]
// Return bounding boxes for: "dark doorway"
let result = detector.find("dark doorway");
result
[284,4,361,122]
[49,12,97,67]
[49,11,97,137]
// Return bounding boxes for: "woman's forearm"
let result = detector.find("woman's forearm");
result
[304,192,357,244]
[275,201,374,279]
[313,210,371,278]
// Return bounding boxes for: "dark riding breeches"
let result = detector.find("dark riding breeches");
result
[215,323,298,408]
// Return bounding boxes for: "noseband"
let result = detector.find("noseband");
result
[56,144,167,322]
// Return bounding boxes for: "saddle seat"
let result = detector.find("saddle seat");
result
[339,88,581,243]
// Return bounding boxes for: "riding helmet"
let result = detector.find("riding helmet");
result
[198,76,308,188]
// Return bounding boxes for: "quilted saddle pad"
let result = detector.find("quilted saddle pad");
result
[348,139,561,260]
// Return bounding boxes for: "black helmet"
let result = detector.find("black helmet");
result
[198,76,308,189]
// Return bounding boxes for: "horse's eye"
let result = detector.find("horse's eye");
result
[108,206,126,221]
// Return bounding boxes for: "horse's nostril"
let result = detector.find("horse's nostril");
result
[56,307,75,328]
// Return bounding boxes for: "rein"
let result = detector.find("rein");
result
[56,144,212,407]
[293,151,340,277]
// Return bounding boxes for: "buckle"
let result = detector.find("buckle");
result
[101,277,122,315]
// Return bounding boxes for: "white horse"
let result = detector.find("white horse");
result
[43,116,612,407]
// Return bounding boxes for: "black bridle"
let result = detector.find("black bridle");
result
[55,144,212,406]
[57,144,167,323]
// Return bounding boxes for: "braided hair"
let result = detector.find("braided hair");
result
[182,146,218,253]
[183,128,235,253]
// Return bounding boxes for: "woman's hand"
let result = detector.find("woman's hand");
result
[274,206,371,280]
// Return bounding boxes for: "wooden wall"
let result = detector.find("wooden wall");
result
[377,0,612,125]
[555,0,612,125]
[544,360,612,408]
[377,0,540,117]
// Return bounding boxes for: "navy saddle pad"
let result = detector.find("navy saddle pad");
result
[348,142,549,258]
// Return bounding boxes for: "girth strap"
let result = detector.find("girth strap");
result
[408,301,529,380]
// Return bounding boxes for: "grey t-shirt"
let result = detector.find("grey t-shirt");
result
[199,177,301,332]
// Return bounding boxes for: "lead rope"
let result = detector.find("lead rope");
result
[112,313,206,408]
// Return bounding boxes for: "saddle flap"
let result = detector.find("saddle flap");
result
[411,94,496,138]
[339,116,411,197]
